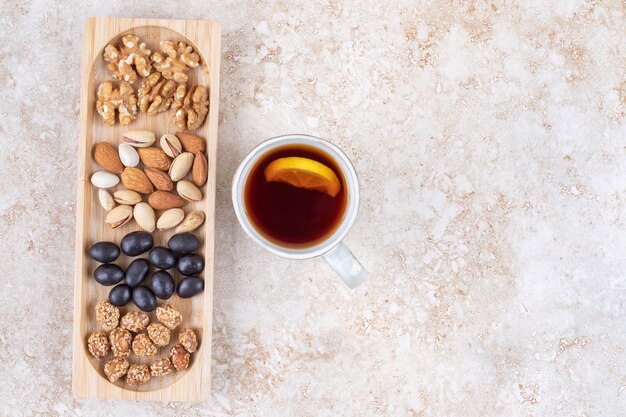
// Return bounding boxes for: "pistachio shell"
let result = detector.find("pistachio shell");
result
[90,171,120,189]
[174,211,205,233]
[98,189,115,211]
[160,134,182,158]
[105,205,133,229]
[113,189,142,205]
[118,143,140,167]
[120,130,156,147]
[176,180,202,202]
[156,208,185,230]
[168,152,194,182]
[133,202,156,233]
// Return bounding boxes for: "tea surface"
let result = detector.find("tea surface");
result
[244,145,347,247]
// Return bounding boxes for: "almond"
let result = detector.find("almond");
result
[121,168,154,194]
[138,147,171,171]
[168,152,194,182]
[94,142,123,174]
[192,152,208,187]
[144,167,174,191]
[175,132,206,154]
[148,191,186,210]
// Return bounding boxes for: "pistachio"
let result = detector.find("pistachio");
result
[91,171,120,189]
[156,208,185,230]
[133,202,156,233]
[105,205,133,229]
[160,134,182,158]
[120,130,156,148]
[98,189,116,211]
[176,180,202,202]
[174,211,205,233]
[113,189,142,205]
[168,152,194,182]
[118,143,140,167]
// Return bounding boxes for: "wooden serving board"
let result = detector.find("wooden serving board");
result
[72,17,220,401]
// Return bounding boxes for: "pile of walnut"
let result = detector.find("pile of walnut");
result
[97,35,209,130]
[87,301,198,385]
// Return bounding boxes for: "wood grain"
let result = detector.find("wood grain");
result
[72,17,220,402]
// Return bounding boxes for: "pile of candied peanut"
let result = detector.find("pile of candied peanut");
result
[87,300,198,385]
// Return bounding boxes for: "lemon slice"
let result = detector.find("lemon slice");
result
[264,156,341,197]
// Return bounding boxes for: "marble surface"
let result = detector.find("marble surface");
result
[0,0,624,415]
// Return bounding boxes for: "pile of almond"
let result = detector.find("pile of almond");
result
[90,130,208,233]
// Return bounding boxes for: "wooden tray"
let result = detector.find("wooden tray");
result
[72,17,220,402]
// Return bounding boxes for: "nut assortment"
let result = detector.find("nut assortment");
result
[87,302,198,386]
[87,129,207,385]
[80,24,216,397]
[90,131,207,233]
[97,36,208,130]
[87,35,210,390]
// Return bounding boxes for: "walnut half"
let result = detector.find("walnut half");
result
[171,84,209,131]
[138,73,177,115]
[96,81,138,126]
[103,34,152,84]
[151,41,200,84]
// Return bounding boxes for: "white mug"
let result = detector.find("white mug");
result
[231,134,368,288]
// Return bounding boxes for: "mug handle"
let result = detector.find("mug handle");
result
[322,242,368,288]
